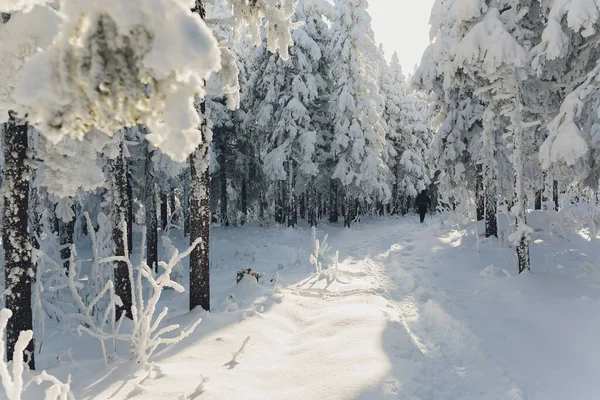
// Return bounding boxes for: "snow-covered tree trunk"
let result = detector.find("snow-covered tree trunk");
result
[189,2,210,309]
[189,140,210,311]
[476,166,484,221]
[511,87,531,274]
[2,112,35,370]
[145,148,158,272]
[485,185,498,238]
[109,134,133,319]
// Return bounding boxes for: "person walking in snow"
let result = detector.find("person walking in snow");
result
[416,190,431,224]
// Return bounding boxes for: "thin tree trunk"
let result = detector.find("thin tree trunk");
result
[344,196,352,228]
[161,192,169,231]
[145,147,158,272]
[329,180,338,223]
[512,85,530,274]
[3,114,35,369]
[240,172,247,226]
[189,17,211,312]
[476,165,484,221]
[126,170,133,256]
[391,164,399,215]
[183,170,190,236]
[219,152,228,226]
[109,134,133,319]
[535,189,542,210]
[59,198,76,271]
[553,180,559,211]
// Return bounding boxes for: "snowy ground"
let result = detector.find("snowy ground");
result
[14,208,600,400]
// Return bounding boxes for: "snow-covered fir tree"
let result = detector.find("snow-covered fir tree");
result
[327,0,390,227]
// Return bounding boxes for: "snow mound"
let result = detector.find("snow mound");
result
[480,265,511,279]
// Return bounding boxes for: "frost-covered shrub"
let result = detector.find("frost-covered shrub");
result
[0,309,74,400]
[236,268,261,284]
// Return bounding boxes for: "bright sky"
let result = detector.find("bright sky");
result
[367,0,436,74]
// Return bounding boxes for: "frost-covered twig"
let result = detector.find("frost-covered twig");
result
[66,245,128,364]
[0,309,74,400]
[113,234,204,366]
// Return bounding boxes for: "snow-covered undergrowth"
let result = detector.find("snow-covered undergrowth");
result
[0,309,73,400]
[13,209,600,399]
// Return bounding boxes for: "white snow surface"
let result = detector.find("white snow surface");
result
[12,210,600,399]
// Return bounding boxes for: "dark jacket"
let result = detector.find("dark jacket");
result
[416,192,431,210]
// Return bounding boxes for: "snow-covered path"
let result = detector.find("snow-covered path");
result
[32,215,600,400]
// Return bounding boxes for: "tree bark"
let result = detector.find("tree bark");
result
[109,135,133,319]
[2,114,35,369]
[534,189,542,210]
[512,85,530,274]
[240,173,247,226]
[126,170,133,256]
[160,192,169,231]
[329,180,339,223]
[476,165,484,221]
[219,152,228,226]
[59,198,76,271]
[553,180,559,211]
[189,141,210,311]
[183,170,190,236]
[344,196,352,228]
[485,186,498,238]
[145,147,158,272]
[189,21,210,312]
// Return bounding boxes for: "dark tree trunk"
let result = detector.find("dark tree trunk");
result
[287,161,296,228]
[391,163,399,215]
[476,166,484,221]
[344,196,352,228]
[553,180,559,211]
[308,182,317,227]
[126,170,133,256]
[534,189,542,210]
[169,188,176,215]
[28,172,40,250]
[145,148,158,272]
[485,186,497,238]
[161,192,169,231]
[516,216,531,274]
[189,80,210,312]
[59,199,76,271]
[109,135,133,320]
[329,180,339,223]
[183,170,190,236]
[2,114,35,369]
[259,190,265,221]
[219,152,228,226]
[299,193,306,220]
[240,173,247,226]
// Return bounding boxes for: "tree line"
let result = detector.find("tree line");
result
[0,0,430,371]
